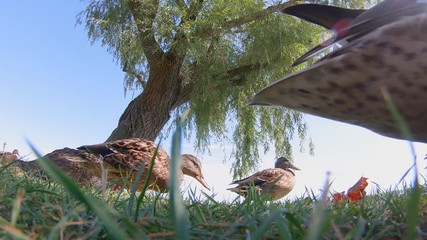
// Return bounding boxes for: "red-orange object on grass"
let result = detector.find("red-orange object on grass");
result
[332,191,345,203]
[346,177,368,201]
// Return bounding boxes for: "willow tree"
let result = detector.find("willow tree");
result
[78,0,365,178]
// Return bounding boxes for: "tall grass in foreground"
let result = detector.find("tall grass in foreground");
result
[0,108,426,239]
[1,157,427,239]
[0,161,426,239]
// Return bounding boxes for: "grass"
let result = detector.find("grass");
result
[1,155,427,239]
[0,111,426,239]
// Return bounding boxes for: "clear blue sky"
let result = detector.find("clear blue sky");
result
[1,1,426,201]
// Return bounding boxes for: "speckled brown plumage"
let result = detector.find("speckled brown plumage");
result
[78,138,210,192]
[0,149,20,164]
[228,157,300,201]
[15,148,105,187]
[249,0,427,142]
[15,139,210,192]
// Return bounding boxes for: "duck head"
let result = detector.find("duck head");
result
[12,149,20,157]
[181,154,210,191]
[275,157,300,171]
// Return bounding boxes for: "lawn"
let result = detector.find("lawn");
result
[1,152,426,239]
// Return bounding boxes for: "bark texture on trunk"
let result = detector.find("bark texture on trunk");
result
[106,0,194,142]
[107,54,190,141]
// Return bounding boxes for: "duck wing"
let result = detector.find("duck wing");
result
[288,0,427,66]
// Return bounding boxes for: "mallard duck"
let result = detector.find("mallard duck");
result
[228,157,300,200]
[15,148,105,186]
[249,0,427,142]
[78,138,210,192]
[0,149,20,164]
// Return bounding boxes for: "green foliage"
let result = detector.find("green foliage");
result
[77,0,368,177]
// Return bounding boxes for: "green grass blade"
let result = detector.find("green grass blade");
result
[24,188,61,196]
[250,210,284,240]
[285,213,305,233]
[348,217,366,239]
[306,173,331,240]
[11,188,25,226]
[0,223,30,240]
[276,215,292,239]
[127,157,147,218]
[134,138,162,222]
[405,178,421,240]
[0,161,16,174]
[0,216,8,224]
[169,116,190,240]
[381,88,420,239]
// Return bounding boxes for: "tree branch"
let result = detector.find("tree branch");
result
[122,61,146,87]
[226,63,264,86]
[184,0,204,23]
[225,1,296,28]
[171,1,293,107]
[172,79,194,109]
[201,0,297,38]
[174,0,187,10]
[126,0,163,63]
[170,0,205,56]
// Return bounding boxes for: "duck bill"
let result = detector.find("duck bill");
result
[290,164,301,171]
[195,175,211,191]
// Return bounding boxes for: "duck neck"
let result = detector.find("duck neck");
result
[286,169,296,176]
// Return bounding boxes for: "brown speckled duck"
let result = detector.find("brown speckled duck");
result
[0,149,20,164]
[15,148,105,185]
[78,138,210,192]
[228,157,300,200]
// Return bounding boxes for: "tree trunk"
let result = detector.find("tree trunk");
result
[106,93,170,141]
[105,0,298,143]
[107,54,188,142]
